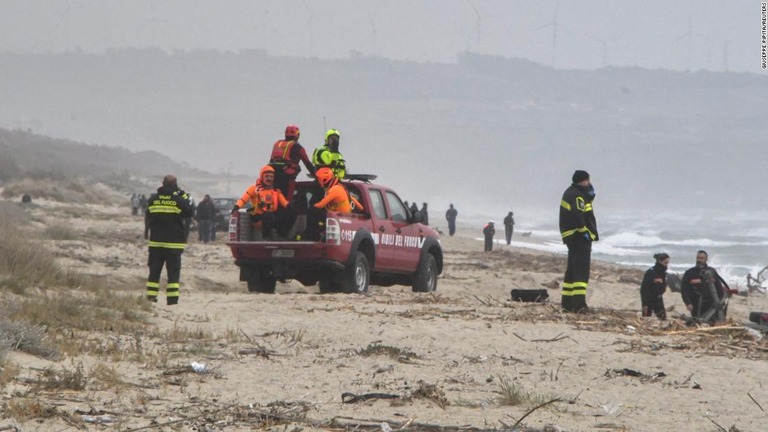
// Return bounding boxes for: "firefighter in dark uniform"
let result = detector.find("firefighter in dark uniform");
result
[144,175,193,305]
[640,252,670,319]
[680,250,730,319]
[559,170,598,313]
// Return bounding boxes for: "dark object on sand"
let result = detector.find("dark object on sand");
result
[511,289,549,303]
[749,312,768,325]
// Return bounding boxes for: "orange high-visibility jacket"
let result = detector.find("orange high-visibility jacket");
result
[314,184,363,213]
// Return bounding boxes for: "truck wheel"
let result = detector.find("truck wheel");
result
[412,254,438,292]
[342,252,370,294]
[318,278,341,294]
[247,268,277,294]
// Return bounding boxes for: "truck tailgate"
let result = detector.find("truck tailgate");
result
[226,241,327,260]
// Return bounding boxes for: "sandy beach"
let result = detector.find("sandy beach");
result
[4,199,768,432]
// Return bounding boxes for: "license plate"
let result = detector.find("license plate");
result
[272,249,295,258]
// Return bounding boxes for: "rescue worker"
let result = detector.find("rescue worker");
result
[503,211,515,245]
[421,203,429,225]
[681,250,731,320]
[446,204,457,236]
[482,221,495,252]
[232,165,290,240]
[144,175,193,305]
[641,252,670,320]
[312,129,346,179]
[559,170,598,313]
[313,167,363,213]
[195,194,217,244]
[269,124,316,200]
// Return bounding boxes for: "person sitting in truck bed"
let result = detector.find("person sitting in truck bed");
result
[313,167,364,213]
[232,165,291,240]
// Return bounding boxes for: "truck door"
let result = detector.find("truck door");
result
[366,188,397,270]
[383,191,421,272]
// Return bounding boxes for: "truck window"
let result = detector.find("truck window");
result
[368,189,387,219]
[385,191,408,222]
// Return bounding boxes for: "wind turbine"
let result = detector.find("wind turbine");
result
[534,0,560,68]
[672,15,693,72]
[367,13,378,56]
[141,0,170,47]
[465,0,481,49]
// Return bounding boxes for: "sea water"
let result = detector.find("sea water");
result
[471,208,768,289]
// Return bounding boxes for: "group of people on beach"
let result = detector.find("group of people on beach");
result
[559,169,733,323]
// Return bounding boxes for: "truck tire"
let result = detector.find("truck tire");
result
[342,252,370,294]
[412,254,438,292]
[247,268,277,294]
[318,278,341,294]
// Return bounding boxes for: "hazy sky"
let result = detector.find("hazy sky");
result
[1,0,763,73]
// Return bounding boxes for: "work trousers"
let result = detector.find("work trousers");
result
[484,235,494,252]
[448,220,456,236]
[146,247,183,305]
[562,239,591,312]
[505,226,513,245]
[641,294,667,320]
[198,219,214,243]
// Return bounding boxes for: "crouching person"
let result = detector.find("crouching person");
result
[641,252,670,319]
[313,167,363,213]
[232,165,290,240]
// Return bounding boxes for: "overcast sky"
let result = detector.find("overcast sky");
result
[0,0,763,73]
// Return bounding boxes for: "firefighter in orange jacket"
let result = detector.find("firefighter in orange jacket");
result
[313,167,363,213]
[269,124,316,200]
[559,170,598,313]
[232,165,289,239]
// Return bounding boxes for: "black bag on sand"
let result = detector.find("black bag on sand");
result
[511,289,549,303]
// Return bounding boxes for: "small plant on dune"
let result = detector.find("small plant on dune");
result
[356,341,418,362]
[4,398,59,423]
[0,318,59,362]
[494,375,549,406]
[90,363,126,392]
[43,222,79,240]
[31,363,87,392]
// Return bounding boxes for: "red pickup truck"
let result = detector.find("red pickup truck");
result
[226,178,443,294]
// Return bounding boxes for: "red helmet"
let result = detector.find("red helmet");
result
[285,124,300,139]
[315,167,336,188]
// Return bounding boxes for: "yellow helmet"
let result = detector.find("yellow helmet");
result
[325,129,340,144]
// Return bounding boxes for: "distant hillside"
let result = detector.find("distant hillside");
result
[0,128,209,180]
[1,50,766,211]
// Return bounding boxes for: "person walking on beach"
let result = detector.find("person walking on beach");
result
[445,204,457,236]
[641,252,670,320]
[559,170,598,313]
[503,211,515,245]
[144,175,193,305]
[680,250,731,321]
[482,221,495,252]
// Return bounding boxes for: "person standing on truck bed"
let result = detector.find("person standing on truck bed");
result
[313,167,364,213]
[144,175,193,305]
[312,129,346,179]
[233,165,291,240]
[269,124,316,200]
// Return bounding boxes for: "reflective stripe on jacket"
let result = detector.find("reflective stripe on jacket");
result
[146,187,193,249]
[559,184,598,242]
